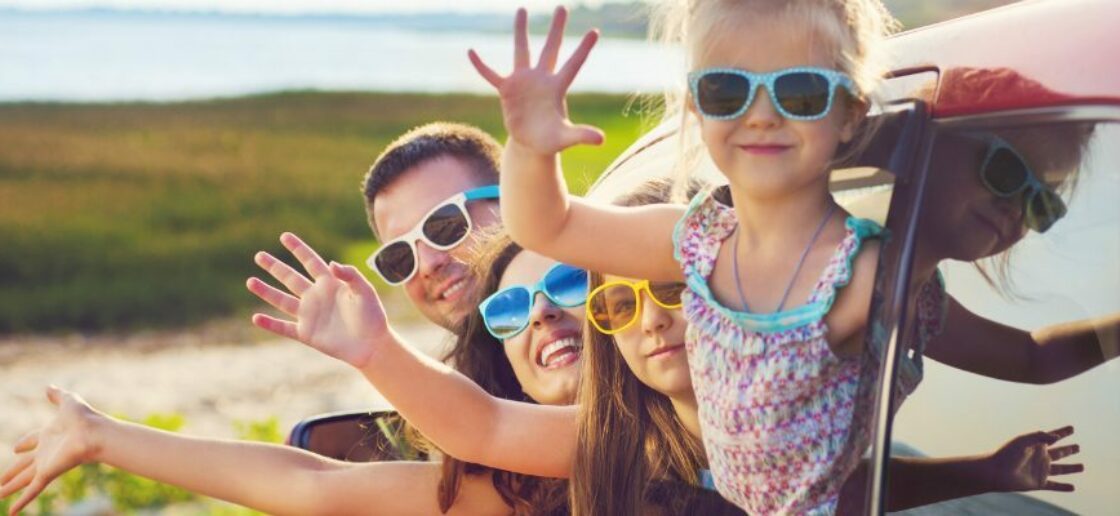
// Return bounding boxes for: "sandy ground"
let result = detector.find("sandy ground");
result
[0,320,453,457]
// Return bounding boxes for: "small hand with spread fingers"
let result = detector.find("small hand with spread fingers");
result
[987,425,1084,492]
[468,6,604,156]
[247,232,391,369]
[0,386,101,516]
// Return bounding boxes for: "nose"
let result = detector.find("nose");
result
[742,86,782,129]
[529,293,563,329]
[640,294,672,336]
[415,240,451,279]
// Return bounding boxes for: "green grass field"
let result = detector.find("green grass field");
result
[0,91,653,333]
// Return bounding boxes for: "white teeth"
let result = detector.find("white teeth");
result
[441,279,467,300]
[538,337,582,367]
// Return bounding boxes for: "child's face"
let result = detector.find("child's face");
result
[498,251,584,405]
[604,275,693,400]
[690,14,862,199]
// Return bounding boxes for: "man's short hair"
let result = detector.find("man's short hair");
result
[363,122,502,238]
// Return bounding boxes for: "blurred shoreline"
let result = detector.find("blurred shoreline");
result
[0,317,452,455]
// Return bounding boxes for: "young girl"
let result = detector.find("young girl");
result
[466,2,1105,513]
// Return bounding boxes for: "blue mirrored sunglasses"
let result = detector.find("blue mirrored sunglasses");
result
[688,66,857,121]
[479,263,589,340]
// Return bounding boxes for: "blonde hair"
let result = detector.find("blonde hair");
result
[647,0,901,200]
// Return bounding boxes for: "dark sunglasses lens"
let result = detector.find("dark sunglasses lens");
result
[649,282,686,307]
[697,72,751,117]
[773,72,831,117]
[483,288,531,339]
[422,204,470,248]
[373,241,416,284]
[984,148,1029,195]
[544,266,589,307]
[591,284,638,332]
[1025,189,1066,233]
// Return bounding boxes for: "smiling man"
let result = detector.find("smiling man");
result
[363,122,503,331]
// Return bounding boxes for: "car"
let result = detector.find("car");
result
[292,0,1120,513]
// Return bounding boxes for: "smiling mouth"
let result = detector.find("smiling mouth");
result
[537,337,583,370]
[438,278,469,301]
[740,144,791,155]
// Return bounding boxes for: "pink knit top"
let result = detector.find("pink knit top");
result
[672,188,946,514]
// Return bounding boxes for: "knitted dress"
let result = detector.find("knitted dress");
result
[672,188,946,514]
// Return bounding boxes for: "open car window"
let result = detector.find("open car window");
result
[886,118,1120,514]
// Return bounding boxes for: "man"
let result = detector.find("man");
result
[362,122,503,331]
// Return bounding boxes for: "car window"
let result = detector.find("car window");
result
[889,120,1119,513]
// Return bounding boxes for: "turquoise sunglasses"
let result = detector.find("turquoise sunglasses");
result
[688,66,857,121]
[978,135,1066,233]
[479,263,589,340]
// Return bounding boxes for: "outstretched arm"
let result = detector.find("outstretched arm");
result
[470,7,683,281]
[839,426,1082,512]
[926,295,1118,384]
[247,233,577,478]
[0,387,512,516]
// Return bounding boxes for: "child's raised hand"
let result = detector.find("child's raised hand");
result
[986,425,1083,493]
[0,386,101,516]
[247,232,390,369]
[469,6,604,156]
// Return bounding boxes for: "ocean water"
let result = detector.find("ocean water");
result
[0,10,685,102]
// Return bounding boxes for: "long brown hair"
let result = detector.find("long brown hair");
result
[570,178,744,515]
[426,229,568,515]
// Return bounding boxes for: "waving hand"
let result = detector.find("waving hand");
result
[469,6,603,155]
[247,232,390,369]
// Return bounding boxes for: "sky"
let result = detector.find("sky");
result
[0,0,627,15]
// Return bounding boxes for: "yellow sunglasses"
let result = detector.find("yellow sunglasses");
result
[586,279,685,335]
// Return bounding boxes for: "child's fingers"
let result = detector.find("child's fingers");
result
[538,6,568,71]
[279,233,331,280]
[1048,444,1080,461]
[468,50,503,89]
[513,8,530,69]
[563,123,605,148]
[1049,463,1084,476]
[251,314,299,341]
[1042,480,1075,492]
[255,252,312,297]
[558,29,599,90]
[246,277,300,317]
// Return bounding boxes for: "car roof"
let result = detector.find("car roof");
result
[589,0,1119,199]
[889,0,1120,118]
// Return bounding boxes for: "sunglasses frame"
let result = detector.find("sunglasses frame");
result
[977,135,1067,233]
[587,279,684,335]
[366,185,499,285]
[479,263,588,340]
[688,66,858,122]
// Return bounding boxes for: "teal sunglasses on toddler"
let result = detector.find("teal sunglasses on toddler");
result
[479,263,589,340]
[688,66,858,121]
